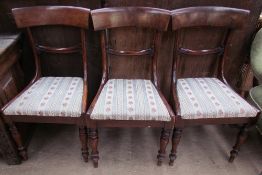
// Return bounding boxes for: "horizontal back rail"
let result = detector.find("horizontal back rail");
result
[172,6,250,30]
[36,45,81,54]
[178,47,224,56]
[12,6,90,29]
[91,7,170,31]
[107,48,153,56]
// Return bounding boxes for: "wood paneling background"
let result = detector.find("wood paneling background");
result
[0,0,261,103]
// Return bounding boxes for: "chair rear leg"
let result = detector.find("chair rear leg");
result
[229,124,248,162]
[8,122,28,161]
[157,128,171,166]
[89,128,99,168]
[169,127,183,166]
[79,126,89,162]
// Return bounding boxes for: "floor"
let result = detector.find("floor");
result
[0,124,261,175]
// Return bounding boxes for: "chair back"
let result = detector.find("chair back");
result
[12,6,90,79]
[171,6,250,80]
[91,7,170,86]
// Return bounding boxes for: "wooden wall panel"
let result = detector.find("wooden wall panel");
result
[0,0,261,102]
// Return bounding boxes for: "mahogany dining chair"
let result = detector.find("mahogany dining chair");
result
[169,6,260,165]
[0,6,90,162]
[87,7,175,167]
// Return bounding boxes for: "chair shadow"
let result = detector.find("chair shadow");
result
[28,123,73,157]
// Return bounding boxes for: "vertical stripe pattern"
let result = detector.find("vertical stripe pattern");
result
[177,78,259,119]
[90,79,171,121]
[4,77,83,117]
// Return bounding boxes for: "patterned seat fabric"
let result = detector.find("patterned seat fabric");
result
[90,79,171,121]
[4,77,83,117]
[177,78,259,119]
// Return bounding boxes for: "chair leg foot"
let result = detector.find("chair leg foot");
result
[229,124,248,163]
[229,150,238,163]
[157,159,162,166]
[169,127,182,166]
[82,154,89,162]
[169,154,176,166]
[92,156,99,168]
[89,128,99,168]
[18,148,28,161]
[79,126,89,162]
[157,128,171,166]
[8,123,28,161]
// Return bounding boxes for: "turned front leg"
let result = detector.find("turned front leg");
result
[229,124,248,162]
[157,128,171,166]
[89,128,99,168]
[169,127,183,166]
[79,126,89,162]
[8,122,28,161]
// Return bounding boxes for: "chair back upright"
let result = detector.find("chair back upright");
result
[12,6,90,80]
[91,7,170,87]
[171,7,250,82]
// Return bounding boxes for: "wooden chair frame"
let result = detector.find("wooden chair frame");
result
[0,6,90,162]
[87,7,175,167]
[169,6,260,166]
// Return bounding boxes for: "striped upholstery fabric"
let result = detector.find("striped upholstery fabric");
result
[177,78,259,119]
[4,77,83,117]
[90,79,171,121]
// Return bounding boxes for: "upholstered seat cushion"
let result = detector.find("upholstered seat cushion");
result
[90,79,171,121]
[4,77,83,117]
[177,78,259,119]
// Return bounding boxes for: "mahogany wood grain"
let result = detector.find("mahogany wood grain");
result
[86,31,108,117]
[107,48,153,56]
[12,6,90,29]
[80,29,88,114]
[91,7,170,31]
[36,45,81,54]
[172,7,249,30]
[179,47,224,56]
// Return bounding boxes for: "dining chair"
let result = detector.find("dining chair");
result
[169,6,260,166]
[87,7,175,167]
[0,6,90,162]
